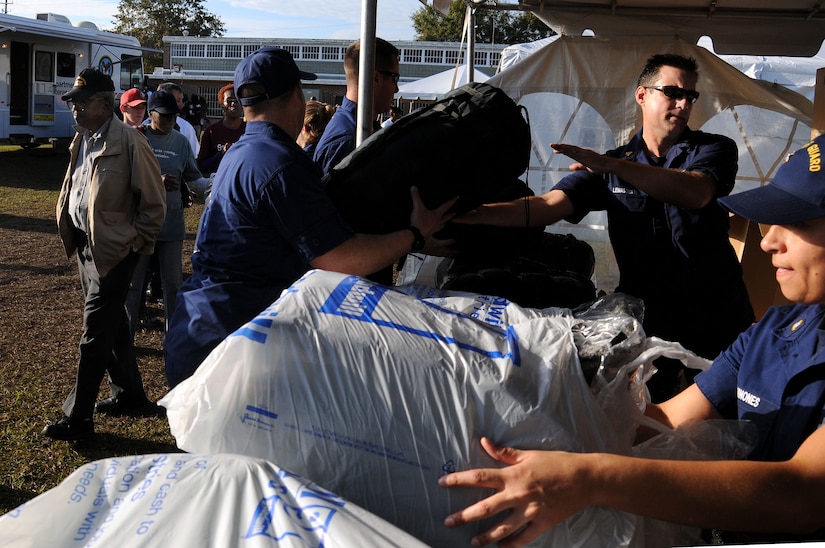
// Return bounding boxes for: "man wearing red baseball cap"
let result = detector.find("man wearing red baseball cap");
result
[119,88,147,127]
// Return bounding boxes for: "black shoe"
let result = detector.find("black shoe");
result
[95,396,156,416]
[42,417,94,440]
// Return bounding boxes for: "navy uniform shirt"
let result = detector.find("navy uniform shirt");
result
[554,129,754,358]
[313,97,357,175]
[164,121,354,387]
[696,303,825,462]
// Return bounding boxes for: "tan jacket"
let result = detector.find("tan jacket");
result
[56,114,165,276]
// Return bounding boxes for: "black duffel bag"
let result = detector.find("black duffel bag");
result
[323,81,532,243]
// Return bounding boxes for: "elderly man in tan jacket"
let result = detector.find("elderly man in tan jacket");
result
[46,68,165,441]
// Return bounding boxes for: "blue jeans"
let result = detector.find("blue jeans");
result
[125,239,183,338]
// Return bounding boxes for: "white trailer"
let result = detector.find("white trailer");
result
[0,12,151,146]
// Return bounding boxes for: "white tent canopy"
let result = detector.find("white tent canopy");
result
[500,36,825,101]
[395,65,490,100]
[517,0,825,56]
[499,35,561,72]
[717,52,825,102]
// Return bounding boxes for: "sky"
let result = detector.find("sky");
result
[8,0,423,41]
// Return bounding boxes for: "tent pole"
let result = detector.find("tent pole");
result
[467,4,475,83]
[357,0,378,147]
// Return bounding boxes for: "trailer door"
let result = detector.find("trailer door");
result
[30,47,77,128]
[31,48,56,126]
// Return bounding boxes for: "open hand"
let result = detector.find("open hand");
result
[439,437,591,547]
[409,185,458,242]
[551,143,612,174]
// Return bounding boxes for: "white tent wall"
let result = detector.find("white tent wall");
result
[501,37,825,101]
[487,34,815,294]
[499,36,560,70]
[396,65,492,100]
[719,54,825,102]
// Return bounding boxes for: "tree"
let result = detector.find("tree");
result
[111,0,225,72]
[412,0,555,44]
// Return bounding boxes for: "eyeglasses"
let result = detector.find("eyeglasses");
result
[377,70,400,85]
[225,99,239,105]
[67,97,103,111]
[644,85,700,104]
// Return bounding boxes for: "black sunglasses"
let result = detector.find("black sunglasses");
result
[377,70,400,85]
[644,85,700,104]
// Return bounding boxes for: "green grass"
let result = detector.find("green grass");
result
[0,145,204,515]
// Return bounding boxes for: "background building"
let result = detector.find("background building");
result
[151,36,507,120]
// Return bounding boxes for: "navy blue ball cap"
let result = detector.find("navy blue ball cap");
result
[234,47,317,106]
[147,90,180,115]
[61,68,115,102]
[719,135,825,224]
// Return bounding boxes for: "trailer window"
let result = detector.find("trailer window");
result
[57,53,76,78]
[120,56,144,90]
[34,51,54,82]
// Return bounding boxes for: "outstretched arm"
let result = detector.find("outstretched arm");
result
[551,143,717,210]
[453,189,575,228]
[440,410,825,547]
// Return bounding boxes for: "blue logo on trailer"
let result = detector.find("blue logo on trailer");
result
[98,56,113,76]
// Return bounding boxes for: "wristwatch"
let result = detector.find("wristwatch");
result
[407,225,426,252]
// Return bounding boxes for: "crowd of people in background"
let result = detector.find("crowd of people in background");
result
[52,42,408,407]
[109,81,361,297]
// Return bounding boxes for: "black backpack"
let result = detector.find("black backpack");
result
[323,81,597,309]
[323,81,532,245]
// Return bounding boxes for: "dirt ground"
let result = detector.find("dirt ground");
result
[0,146,200,514]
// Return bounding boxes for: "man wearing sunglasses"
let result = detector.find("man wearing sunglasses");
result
[313,37,402,286]
[457,53,754,402]
[313,37,400,176]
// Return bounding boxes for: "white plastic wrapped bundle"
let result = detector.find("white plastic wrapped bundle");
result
[0,453,426,547]
[160,270,641,547]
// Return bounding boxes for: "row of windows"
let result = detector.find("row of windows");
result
[171,43,260,58]
[403,49,493,66]
[170,43,499,67]
[34,51,142,91]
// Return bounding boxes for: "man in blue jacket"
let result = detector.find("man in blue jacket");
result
[164,47,455,387]
[312,37,400,176]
